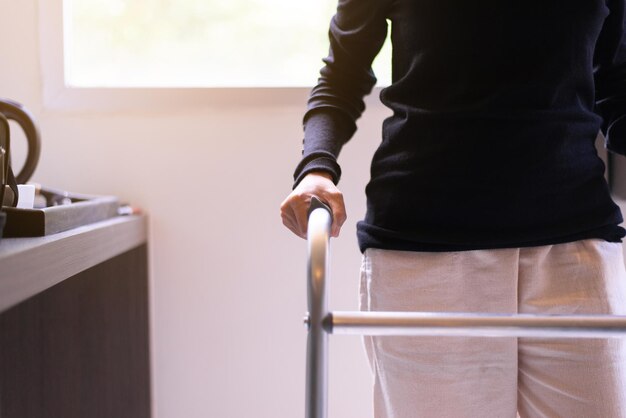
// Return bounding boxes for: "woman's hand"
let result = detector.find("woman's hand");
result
[280,172,347,239]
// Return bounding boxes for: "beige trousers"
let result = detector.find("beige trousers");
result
[359,240,626,418]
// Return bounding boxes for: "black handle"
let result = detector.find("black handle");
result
[0,99,41,184]
[308,196,333,222]
[0,112,19,207]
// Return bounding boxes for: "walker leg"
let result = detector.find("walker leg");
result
[305,322,328,418]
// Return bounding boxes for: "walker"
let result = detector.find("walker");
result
[304,197,626,418]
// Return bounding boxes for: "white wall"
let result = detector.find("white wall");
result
[0,2,387,417]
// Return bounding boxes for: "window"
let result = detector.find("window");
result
[39,0,391,109]
[64,0,391,88]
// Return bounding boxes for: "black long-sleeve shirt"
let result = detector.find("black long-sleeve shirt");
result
[294,0,626,252]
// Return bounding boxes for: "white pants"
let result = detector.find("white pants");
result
[359,240,626,418]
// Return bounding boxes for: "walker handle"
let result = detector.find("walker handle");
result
[307,196,333,223]
[305,195,332,418]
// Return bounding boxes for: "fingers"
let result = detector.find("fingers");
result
[280,196,307,239]
[325,190,347,238]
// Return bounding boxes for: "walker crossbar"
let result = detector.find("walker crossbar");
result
[325,311,626,338]
[304,197,626,418]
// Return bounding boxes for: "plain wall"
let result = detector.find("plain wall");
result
[1,1,386,417]
[2,2,625,418]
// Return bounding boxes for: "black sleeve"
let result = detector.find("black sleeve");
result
[594,0,626,156]
[293,0,389,187]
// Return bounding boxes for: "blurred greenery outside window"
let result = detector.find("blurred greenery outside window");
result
[65,0,392,88]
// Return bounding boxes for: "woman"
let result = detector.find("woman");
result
[281,1,626,416]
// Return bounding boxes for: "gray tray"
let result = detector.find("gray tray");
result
[2,193,119,237]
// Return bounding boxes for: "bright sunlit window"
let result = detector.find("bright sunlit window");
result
[64,0,391,88]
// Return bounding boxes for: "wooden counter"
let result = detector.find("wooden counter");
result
[0,215,151,418]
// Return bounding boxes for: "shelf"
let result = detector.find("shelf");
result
[0,215,147,313]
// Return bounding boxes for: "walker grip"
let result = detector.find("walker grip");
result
[308,196,333,222]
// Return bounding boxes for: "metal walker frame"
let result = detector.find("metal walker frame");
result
[303,197,626,418]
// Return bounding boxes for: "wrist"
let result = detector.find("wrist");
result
[306,171,334,181]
